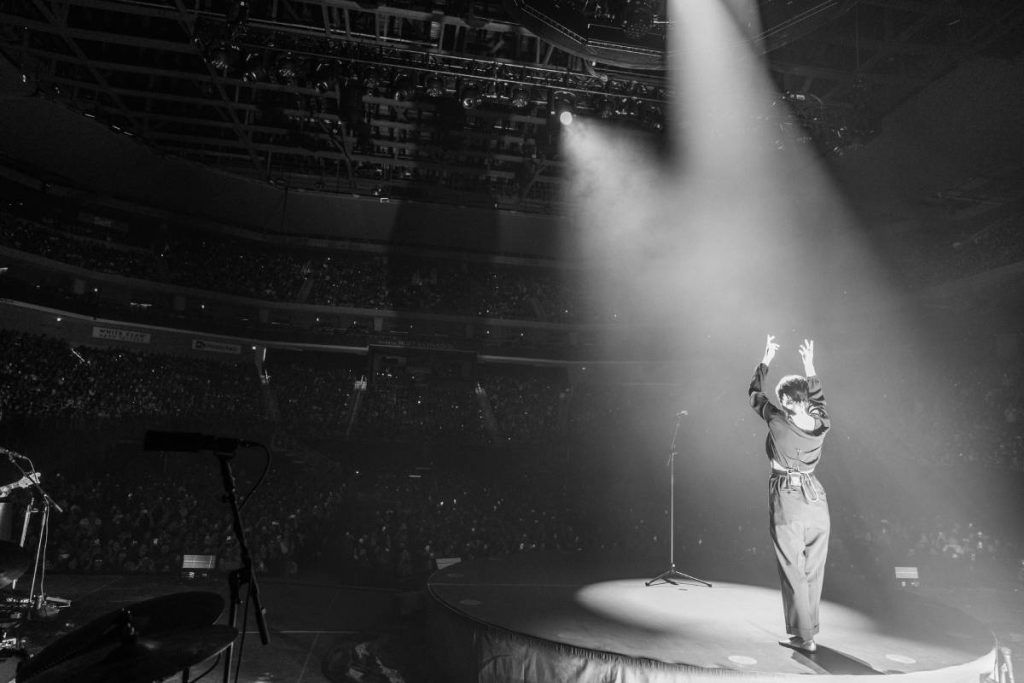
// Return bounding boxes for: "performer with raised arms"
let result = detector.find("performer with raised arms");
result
[749,335,831,653]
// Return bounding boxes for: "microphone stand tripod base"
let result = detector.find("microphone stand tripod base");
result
[645,564,711,588]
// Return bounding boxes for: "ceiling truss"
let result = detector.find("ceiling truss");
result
[1,0,1022,212]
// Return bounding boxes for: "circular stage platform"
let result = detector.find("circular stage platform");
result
[427,553,996,682]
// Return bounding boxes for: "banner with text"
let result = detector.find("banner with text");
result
[192,339,242,355]
[92,326,151,344]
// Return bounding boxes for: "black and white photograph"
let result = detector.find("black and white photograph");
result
[0,0,1022,681]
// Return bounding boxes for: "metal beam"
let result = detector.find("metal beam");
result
[170,0,265,172]
[23,0,148,134]
[146,130,537,175]
[0,13,197,53]
[6,10,667,100]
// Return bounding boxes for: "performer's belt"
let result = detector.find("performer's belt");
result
[770,468,824,503]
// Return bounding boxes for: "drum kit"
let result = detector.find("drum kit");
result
[0,458,237,682]
[0,439,269,682]
[0,541,235,683]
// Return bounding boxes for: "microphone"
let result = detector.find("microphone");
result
[143,431,258,453]
[675,410,689,417]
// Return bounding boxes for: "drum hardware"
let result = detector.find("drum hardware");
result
[0,438,269,681]
[0,633,26,655]
[0,451,66,622]
[18,624,238,683]
[14,591,230,682]
[0,542,30,594]
[142,433,273,683]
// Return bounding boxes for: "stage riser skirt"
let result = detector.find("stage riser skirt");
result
[427,554,997,682]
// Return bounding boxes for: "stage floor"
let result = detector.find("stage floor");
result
[428,553,998,680]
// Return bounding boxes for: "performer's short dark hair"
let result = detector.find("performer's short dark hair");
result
[775,375,809,409]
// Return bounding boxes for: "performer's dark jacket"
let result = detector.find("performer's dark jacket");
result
[748,363,830,473]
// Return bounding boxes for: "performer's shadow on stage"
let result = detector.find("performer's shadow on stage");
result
[784,644,882,675]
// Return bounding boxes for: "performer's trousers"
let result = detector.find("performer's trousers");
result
[769,477,829,641]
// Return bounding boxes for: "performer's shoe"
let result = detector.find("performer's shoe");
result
[781,636,817,653]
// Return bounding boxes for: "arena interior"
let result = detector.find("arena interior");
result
[0,0,1023,681]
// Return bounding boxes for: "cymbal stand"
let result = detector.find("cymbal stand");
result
[216,450,270,683]
[10,458,64,613]
[646,411,711,588]
[23,496,50,610]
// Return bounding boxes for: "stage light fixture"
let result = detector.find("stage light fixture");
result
[313,61,334,93]
[510,85,531,110]
[550,91,575,126]
[460,82,482,109]
[275,53,299,83]
[393,74,413,100]
[363,67,382,92]
[424,74,446,98]
[207,42,241,71]
[241,53,267,82]
[642,103,664,131]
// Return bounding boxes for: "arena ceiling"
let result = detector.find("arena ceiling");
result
[0,0,1022,214]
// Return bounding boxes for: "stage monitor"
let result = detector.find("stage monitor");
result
[894,566,919,588]
[436,557,461,571]
[182,553,217,580]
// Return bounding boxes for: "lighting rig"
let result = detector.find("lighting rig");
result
[3,0,1002,211]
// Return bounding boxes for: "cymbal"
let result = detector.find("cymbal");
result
[0,540,30,589]
[21,624,238,683]
[16,591,225,682]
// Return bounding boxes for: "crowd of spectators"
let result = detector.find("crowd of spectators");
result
[828,504,1019,586]
[264,354,364,428]
[476,365,567,443]
[864,349,1024,472]
[325,464,591,584]
[942,359,1024,470]
[0,330,1021,587]
[0,330,261,423]
[6,187,1023,333]
[3,328,1021,466]
[19,444,594,584]
[159,233,308,302]
[0,330,573,445]
[34,451,345,577]
[0,202,600,323]
[354,371,484,442]
[25,443,1021,587]
[882,208,1024,289]
[0,212,155,281]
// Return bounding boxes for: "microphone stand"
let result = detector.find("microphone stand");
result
[646,411,711,588]
[217,450,270,683]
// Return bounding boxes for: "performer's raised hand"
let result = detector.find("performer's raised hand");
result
[799,339,816,376]
[762,334,780,366]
